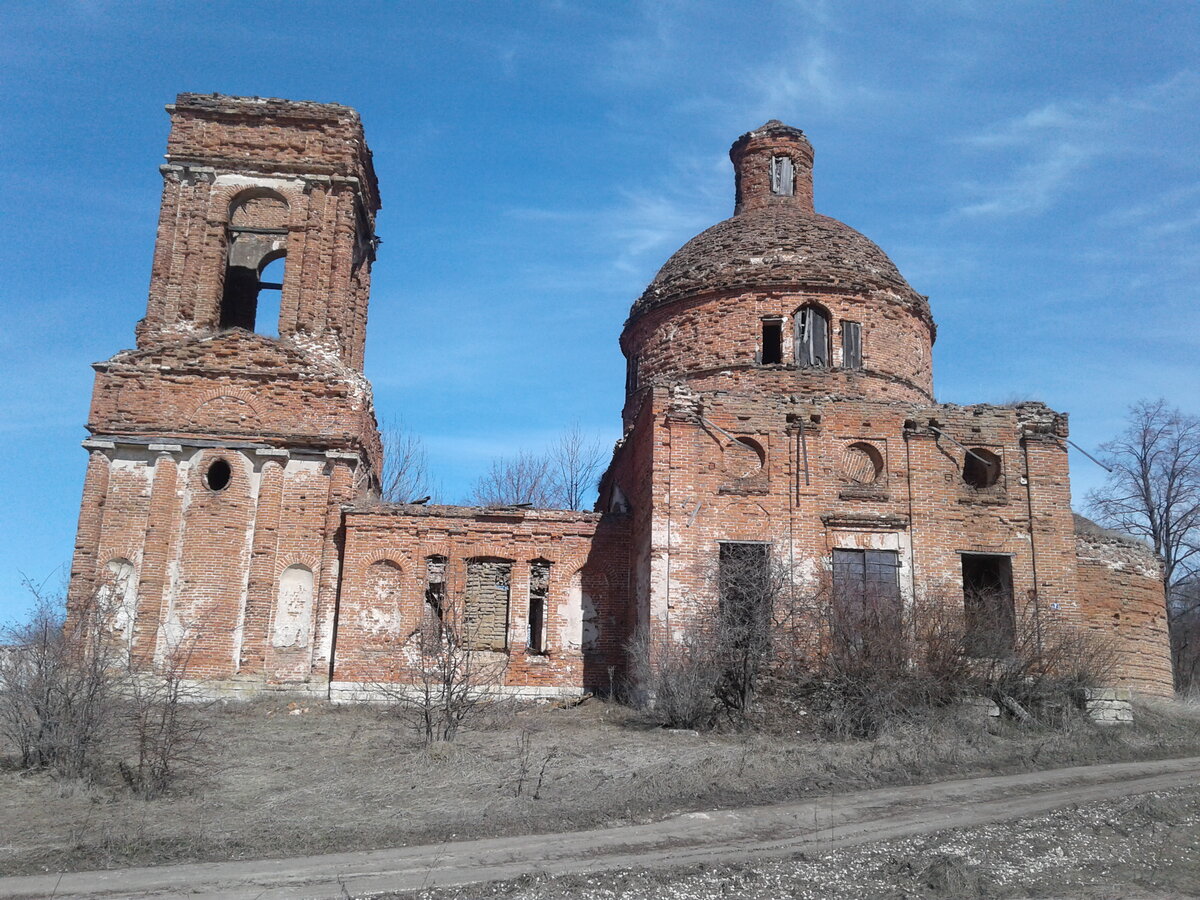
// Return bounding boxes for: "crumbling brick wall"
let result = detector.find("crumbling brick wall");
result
[332,505,631,697]
[1074,515,1173,696]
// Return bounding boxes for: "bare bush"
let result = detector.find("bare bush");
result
[0,579,211,796]
[628,548,1118,739]
[627,626,722,729]
[118,626,211,798]
[379,594,509,744]
[973,601,1118,724]
[0,577,126,779]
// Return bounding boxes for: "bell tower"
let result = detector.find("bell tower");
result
[69,94,383,691]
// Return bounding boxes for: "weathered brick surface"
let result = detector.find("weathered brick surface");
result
[67,103,1174,698]
[331,505,631,693]
[1074,515,1173,696]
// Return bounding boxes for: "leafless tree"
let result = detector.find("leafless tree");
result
[548,424,606,511]
[380,418,435,504]
[1086,399,1200,689]
[468,450,555,508]
[468,426,608,510]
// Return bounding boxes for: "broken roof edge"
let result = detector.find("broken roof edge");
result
[1073,512,1157,553]
[344,502,605,522]
[171,92,362,122]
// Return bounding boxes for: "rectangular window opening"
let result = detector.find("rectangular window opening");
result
[842,321,862,370]
[761,319,783,365]
[831,548,902,662]
[528,561,551,654]
[961,554,1015,656]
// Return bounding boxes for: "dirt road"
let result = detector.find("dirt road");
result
[2,756,1196,900]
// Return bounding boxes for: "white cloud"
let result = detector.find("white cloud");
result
[953,71,1200,218]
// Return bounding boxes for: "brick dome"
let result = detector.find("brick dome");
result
[627,121,931,329]
[630,209,928,321]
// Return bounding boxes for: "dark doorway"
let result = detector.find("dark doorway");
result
[961,553,1015,655]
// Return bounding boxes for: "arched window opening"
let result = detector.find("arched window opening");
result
[221,190,288,335]
[962,448,1002,489]
[255,255,285,338]
[841,320,863,370]
[528,560,551,654]
[795,305,830,368]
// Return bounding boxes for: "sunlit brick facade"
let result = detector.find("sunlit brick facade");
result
[68,99,1174,699]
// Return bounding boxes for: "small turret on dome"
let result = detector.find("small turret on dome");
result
[730,120,815,215]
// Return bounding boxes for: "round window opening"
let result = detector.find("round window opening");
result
[205,459,233,492]
[842,441,884,484]
[727,437,765,478]
[962,448,1001,489]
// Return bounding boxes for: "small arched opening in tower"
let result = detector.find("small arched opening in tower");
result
[220,189,289,335]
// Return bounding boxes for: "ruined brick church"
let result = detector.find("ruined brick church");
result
[67,94,1174,699]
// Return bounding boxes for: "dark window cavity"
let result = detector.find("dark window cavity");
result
[961,554,1015,655]
[718,542,771,651]
[795,306,830,368]
[528,560,551,654]
[842,321,862,370]
[831,549,902,660]
[761,318,783,364]
[425,555,447,624]
[962,448,1002,489]
[770,156,795,196]
[204,458,232,492]
[625,353,640,394]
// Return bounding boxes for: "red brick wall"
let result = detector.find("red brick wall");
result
[1075,523,1174,696]
[332,506,630,694]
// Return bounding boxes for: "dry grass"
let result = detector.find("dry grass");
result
[2,695,1199,877]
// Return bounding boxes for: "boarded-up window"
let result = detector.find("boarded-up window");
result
[770,156,795,196]
[761,319,783,364]
[625,354,639,394]
[528,560,551,654]
[795,306,829,368]
[842,321,862,370]
[464,558,511,651]
[962,554,1015,656]
[831,549,901,661]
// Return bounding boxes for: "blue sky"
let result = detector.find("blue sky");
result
[1,1,1197,618]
